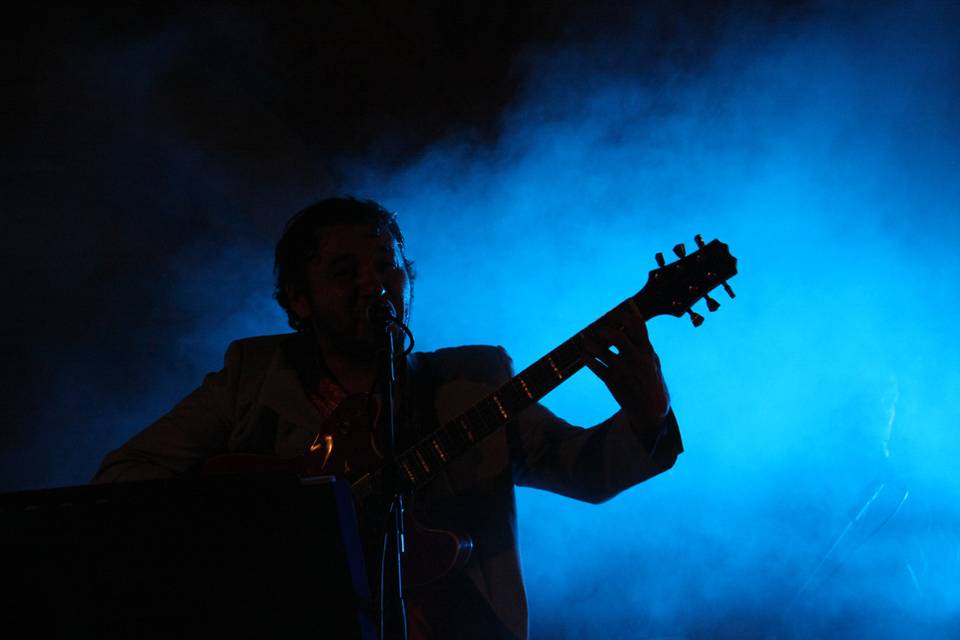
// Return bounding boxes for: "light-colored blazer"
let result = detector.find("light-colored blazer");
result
[94,333,682,639]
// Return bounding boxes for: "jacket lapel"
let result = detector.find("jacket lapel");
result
[255,335,327,456]
[259,337,325,430]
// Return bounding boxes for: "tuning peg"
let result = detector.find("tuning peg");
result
[673,243,686,258]
[704,294,720,312]
[721,281,736,299]
[655,252,665,267]
[687,309,704,327]
[694,234,705,249]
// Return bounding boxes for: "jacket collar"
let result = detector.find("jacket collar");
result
[258,333,326,430]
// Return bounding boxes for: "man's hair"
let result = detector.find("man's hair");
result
[274,196,415,331]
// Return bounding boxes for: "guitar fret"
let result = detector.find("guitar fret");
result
[403,450,425,478]
[399,458,418,485]
[492,394,509,420]
[488,398,502,418]
[423,437,445,469]
[436,428,460,458]
[555,353,580,378]
[531,363,553,393]
[430,438,448,463]
[480,401,502,430]
[459,418,477,443]
[517,374,534,400]
[446,421,468,448]
[499,383,526,414]
[523,371,543,399]
[547,356,563,380]
[414,448,432,475]
[521,366,540,392]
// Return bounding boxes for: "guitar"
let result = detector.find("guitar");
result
[203,235,738,588]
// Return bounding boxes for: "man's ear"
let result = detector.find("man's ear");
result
[287,285,312,321]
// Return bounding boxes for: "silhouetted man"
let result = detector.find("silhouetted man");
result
[94,196,683,639]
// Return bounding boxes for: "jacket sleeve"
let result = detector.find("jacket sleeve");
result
[500,347,683,504]
[91,341,244,482]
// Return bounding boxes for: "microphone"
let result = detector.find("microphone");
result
[367,295,398,326]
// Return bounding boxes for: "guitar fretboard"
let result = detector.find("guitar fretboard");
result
[389,296,646,492]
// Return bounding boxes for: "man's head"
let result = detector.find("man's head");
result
[274,197,414,353]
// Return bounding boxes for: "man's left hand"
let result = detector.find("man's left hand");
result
[580,307,671,432]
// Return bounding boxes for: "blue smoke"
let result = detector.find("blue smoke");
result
[339,2,960,637]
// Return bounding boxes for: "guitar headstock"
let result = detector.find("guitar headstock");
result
[635,235,738,326]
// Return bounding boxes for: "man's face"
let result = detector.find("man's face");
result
[289,223,410,356]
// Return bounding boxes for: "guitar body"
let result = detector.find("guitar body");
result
[201,393,474,590]
[202,452,473,589]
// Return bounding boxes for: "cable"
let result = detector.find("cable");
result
[378,524,389,640]
[387,317,415,357]
[377,497,408,640]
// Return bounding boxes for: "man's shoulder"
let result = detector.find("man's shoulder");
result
[229,333,296,349]
[221,333,298,369]
[418,345,512,386]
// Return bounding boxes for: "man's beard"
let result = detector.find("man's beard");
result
[311,315,381,361]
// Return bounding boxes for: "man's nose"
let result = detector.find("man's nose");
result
[356,266,385,298]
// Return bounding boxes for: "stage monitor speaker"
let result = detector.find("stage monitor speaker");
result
[0,473,375,639]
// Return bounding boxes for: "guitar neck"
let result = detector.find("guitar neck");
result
[348,236,736,500]
[386,294,650,493]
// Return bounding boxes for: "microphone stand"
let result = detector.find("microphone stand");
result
[376,313,407,640]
